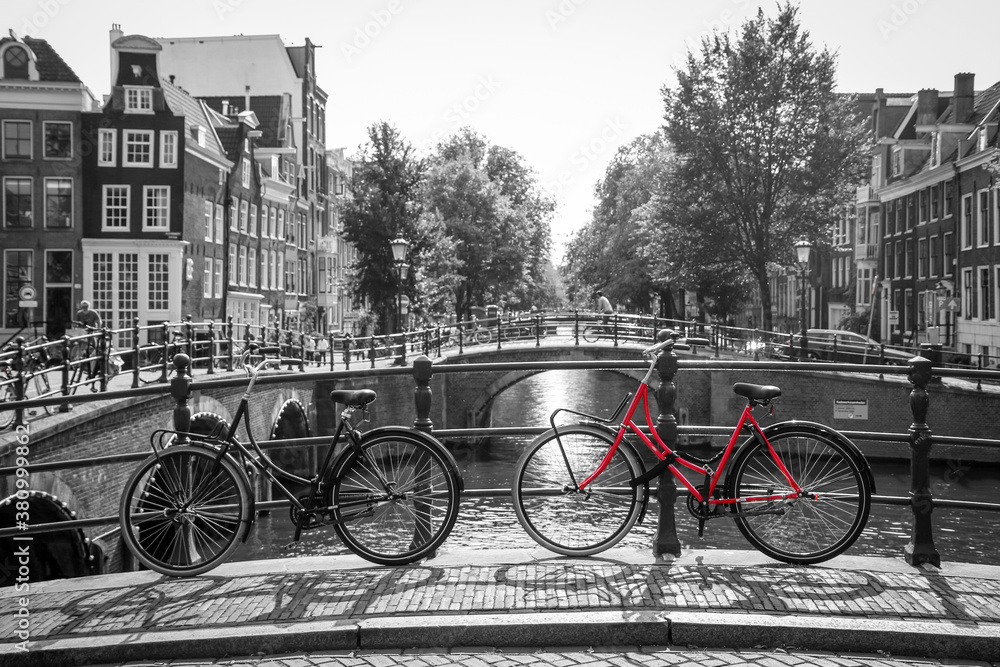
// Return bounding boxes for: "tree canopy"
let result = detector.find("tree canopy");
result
[658,3,869,329]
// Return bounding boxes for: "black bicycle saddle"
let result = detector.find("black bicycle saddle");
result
[329,389,377,407]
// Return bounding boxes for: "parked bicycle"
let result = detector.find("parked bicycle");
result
[582,319,653,345]
[0,336,57,428]
[119,344,464,576]
[510,331,873,565]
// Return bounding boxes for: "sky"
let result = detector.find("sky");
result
[8,0,1000,262]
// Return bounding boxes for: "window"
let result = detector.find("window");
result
[241,157,250,188]
[160,131,177,168]
[204,200,214,241]
[3,250,32,328]
[148,254,169,310]
[277,209,285,239]
[261,205,269,238]
[930,184,940,220]
[123,130,153,166]
[3,46,29,79]
[269,207,277,238]
[963,268,976,320]
[142,186,169,230]
[203,258,213,298]
[248,248,256,287]
[961,193,973,249]
[98,129,116,166]
[213,259,223,298]
[905,238,913,277]
[906,195,915,231]
[3,120,31,159]
[214,205,223,243]
[239,199,248,233]
[978,189,990,247]
[943,232,954,277]
[944,181,954,217]
[891,146,902,176]
[885,200,895,236]
[43,122,72,159]
[917,237,928,279]
[229,199,238,231]
[261,251,269,290]
[238,245,247,286]
[4,177,32,228]
[894,240,903,279]
[930,235,940,278]
[918,188,927,223]
[883,244,892,281]
[980,266,992,321]
[44,178,72,228]
[102,185,129,229]
[124,87,153,113]
[228,244,236,284]
[46,250,72,284]
[275,252,283,291]
[249,203,257,237]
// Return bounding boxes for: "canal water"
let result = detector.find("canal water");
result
[235,370,999,565]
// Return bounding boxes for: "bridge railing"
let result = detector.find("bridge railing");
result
[2,350,1000,576]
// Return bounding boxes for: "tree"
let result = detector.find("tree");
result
[341,122,425,333]
[422,129,555,320]
[660,3,869,330]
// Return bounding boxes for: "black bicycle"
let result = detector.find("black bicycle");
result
[119,344,464,576]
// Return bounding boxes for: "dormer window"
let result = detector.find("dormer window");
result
[3,46,29,79]
[891,145,902,177]
[124,86,153,114]
[978,128,989,152]
[930,132,940,168]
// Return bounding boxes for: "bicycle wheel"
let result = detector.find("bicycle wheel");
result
[512,425,646,556]
[331,431,461,565]
[119,445,251,576]
[727,429,871,565]
[474,329,491,345]
[0,382,14,430]
[582,325,602,343]
[29,371,56,416]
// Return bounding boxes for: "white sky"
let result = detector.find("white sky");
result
[8,0,1000,262]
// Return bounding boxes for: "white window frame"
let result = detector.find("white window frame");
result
[961,193,974,250]
[977,188,991,248]
[963,267,976,320]
[241,157,251,188]
[2,119,32,160]
[228,244,236,284]
[142,185,170,231]
[213,259,223,298]
[891,146,902,176]
[160,130,178,168]
[249,203,257,238]
[204,200,214,241]
[980,265,993,321]
[248,247,256,287]
[124,86,154,114]
[101,184,129,231]
[43,177,73,229]
[42,120,73,160]
[238,245,247,287]
[929,234,939,279]
[239,199,248,233]
[214,205,223,243]
[98,128,116,166]
[203,258,213,298]
[123,129,154,167]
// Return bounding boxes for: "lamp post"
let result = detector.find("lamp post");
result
[794,240,812,360]
[390,237,410,365]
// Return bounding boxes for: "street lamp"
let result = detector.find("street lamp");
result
[390,237,410,365]
[794,240,813,360]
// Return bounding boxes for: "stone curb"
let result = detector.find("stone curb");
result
[2,609,998,666]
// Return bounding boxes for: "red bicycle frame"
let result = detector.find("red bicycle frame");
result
[577,377,806,507]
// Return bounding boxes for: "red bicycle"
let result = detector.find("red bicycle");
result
[511,331,874,565]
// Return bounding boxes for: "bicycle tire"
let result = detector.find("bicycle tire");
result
[330,430,461,566]
[0,382,14,430]
[119,445,251,576]
[30,372,56,416]
[511,425,646,556]
[582,325,602,343]
[727,429,871,565]
[474,329,491,345]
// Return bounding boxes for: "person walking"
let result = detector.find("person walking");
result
[317,335,329,367]
[305,335,316,366]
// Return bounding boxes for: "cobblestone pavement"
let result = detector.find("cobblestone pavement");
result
[90,646,999,667]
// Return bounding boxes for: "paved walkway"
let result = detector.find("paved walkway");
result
[2,548,999,666]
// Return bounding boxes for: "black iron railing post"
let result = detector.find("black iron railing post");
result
[59,334,71,412]
[574,310,580,346]
[298,331,306,372]
[653,331,681,557]
[131,317,141,389]
[185,315,195,364]
[227,316,235,372]
[612,313,619,348]
[158,323,170,383]
[535,314,541,347]
[369,336,376,369]
[343,334,351,370]
[170,353,192,445]
[99,328,111,392]
[12,337,26,428]
[496,315,502,351]
[413,355,433,433]
[206,320,216,375]
[905,355,940,567]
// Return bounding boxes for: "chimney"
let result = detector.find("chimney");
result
[221,99,229,116]
[916,89,939,129]
[953,72,975,123]
[109,24,124,91]
[168,74,175,85]
[245,85,251,113]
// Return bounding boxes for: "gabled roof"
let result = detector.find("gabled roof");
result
[936,80,1000,126]
[200,95,287,148]
[159,77,228,164]
[0,35,81,82]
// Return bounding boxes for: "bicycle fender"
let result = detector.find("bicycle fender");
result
[740,420,876,494]
[329,426,465,493]
[543,422,652,526]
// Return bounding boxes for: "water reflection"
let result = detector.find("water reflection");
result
[234,370,998,565]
